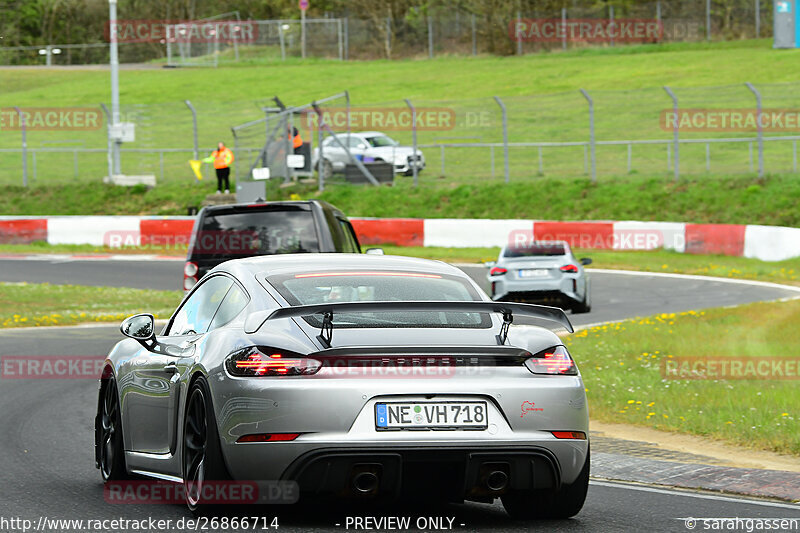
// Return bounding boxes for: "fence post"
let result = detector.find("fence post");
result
[755,0,760,37]
[745,82,764,178]
[471,14,477,55]
[609,6,615,47]
[344,17,349,60]
[338,18,344,60]
[278,23,286,61]
[562,8,567,50]
[404,98,419,187]
[656,1,661,25]
[427,15,434,59]
[231,127,240,182]
[663,86,679,181]
[516,11,523,55]
[579,89,596,183]
[301,9,306,59]
[184,100,199,162]
[493,96,509,183]
[13,106,28,187]
[706,0,711,41]
[385,16,392,59]
[100,104,113,182]
[345,90,351,137]
[317,104,325,192]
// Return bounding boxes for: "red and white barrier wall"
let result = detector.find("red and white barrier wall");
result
[1,216,798,262]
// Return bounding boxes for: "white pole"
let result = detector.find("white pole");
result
[301,9,306,59]
[109,0,121,175]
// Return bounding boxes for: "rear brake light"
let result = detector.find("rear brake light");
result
[183,276,197,290]
[524,346,577,375]
[236,433,300,443]
[226,347,321,377]
[560,264,579,273]
[184,262,198,277]
[552,431,586,440]
[489,267,507,276]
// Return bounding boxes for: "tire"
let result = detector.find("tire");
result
[96,378,129,482]
[572,284,592,314]
[572,294,591,314]
[182,376,229,514]
[501,447,590,520]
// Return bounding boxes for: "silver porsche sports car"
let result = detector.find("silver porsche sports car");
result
[487,240,592,314]
[95,254,589,519]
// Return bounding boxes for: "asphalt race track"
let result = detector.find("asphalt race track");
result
[1,257,799,531]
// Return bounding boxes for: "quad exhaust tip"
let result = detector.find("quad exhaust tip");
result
[486,470,509,492]
[352,471,380,494]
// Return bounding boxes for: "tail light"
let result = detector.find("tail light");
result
[489,267,508,276]
[236,433,300,443]
[560,264,579,273]
[183,262,198,290]
[226,347,321,377]
[524,346,577,375]
[552,431,587,440]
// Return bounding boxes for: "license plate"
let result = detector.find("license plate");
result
[518,269,549,278]
[375,401,488,430]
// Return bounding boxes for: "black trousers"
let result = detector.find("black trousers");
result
[215,167,230,192]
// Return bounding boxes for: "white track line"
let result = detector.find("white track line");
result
[590,480,800,508]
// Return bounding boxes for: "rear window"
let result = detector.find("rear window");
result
[504,242,566,258]
[191,209,320,259]
[268,271,491,329]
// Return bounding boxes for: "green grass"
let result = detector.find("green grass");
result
[4,39,800,185]
[566,299,800,455]
[0,282,182,328]
[3,173,800,230]
[3,40,788,105]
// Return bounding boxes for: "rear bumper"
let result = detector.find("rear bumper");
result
[223,440,588,502]
[282,445,565,501]
[491,277,582,305]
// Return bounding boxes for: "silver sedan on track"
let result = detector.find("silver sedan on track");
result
[95,254,589,519]
[487,241,592,314]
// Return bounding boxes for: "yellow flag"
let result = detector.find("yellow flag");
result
[189,160,203,180]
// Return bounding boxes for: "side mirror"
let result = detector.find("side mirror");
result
[484,261,497,268]
[120,313,158,350]
[580,257,592,266]
[365,248,384,255]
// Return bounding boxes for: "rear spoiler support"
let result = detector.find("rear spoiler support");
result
[497,310,513,345]
[245,301,573,347]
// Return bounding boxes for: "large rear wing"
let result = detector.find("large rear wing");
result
[244,300,573,347]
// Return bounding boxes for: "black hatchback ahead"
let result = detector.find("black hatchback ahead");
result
[183,200,363,291]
